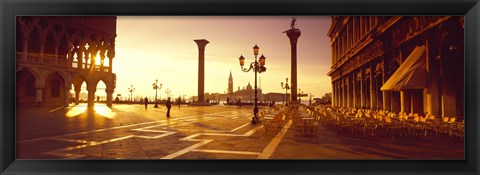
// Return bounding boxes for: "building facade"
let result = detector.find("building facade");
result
[16,16,117,108]
[327,16,464,119]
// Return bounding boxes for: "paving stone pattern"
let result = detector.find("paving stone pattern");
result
[16,104,464,159]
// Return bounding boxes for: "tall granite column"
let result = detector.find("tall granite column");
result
[193,39,210,106]
[285,29,301,103]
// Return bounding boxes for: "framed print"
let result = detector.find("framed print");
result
[1,0,479,175]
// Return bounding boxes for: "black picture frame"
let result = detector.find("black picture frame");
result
[1,0,479,174]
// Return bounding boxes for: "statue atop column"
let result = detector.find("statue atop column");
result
[290,17,296,29]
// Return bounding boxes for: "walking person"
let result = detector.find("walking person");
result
[237,98,242,108]
[166,97,172,117]
[144,97,148,110]
[177,97,181,109]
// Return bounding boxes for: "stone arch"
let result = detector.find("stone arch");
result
[43,72,66,106]
[16,69,37,105]
[72,74,88,92]
[72,75,88,105]
[95,79,109,103]
[16,67,42,83]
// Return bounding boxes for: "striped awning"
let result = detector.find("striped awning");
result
[381,45,427,91]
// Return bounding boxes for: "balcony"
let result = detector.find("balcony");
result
[16,52,111,73]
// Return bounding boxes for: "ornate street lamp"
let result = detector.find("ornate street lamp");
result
[152,79,162,108]
[128,85,135,103]
[281,78,290,105]
[238,44,267,125]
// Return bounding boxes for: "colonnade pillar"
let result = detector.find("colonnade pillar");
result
[75,88,81,105]
[359,73,364,109]
[352,73,357,108]
[369,68,375,110]
[346,77,351,108]
[106,88,114,108]
[400,91,411,113]
[35,87,44,106]
[331,82,335,106]
[87,84,96,108]
[64,85,71,107]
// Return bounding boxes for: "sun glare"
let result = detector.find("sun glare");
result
[65,105,87,117]
[65,104,116,119]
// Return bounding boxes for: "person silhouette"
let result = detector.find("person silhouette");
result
[144,97,148,110]
[177,97,181,109]
[166,97,172,117]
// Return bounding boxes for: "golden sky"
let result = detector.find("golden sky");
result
[111,16,332,100]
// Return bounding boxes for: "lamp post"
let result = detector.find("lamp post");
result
[128,85,135,103]
[281,78,290,105]
[238,44,267,125]
[152,79,162,108]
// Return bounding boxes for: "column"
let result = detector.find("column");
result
[22,35,29,60]
[39,37,46,63]
[400,91,411,113]
[335,82,339,107]
[346,77,350,108]
[84,49,90,69]
[359,71,364,108]
[285,28,301,103]
[442,94,457,117]
[369,68,375,110]
[87,83,96,108]
[343,78,347,107]
[352,72,356,108]
[340,79,344,107]
[331,82,335,106]
[383,91,391,112]
[337,82,341,107]
[54,39,60,65]
[75,88,81,105]
[35,87,44,106]
[106,87,114,108]
[77,46,83,71]
[67,42,73,68]
[108,57,113,73]
[391,92,401,113]
[107,46,115,73]
[376,76,383,110]
[64,85,71,107]
[411,90,423,115]
[100,54,105,72]
[193,39,209,105]
[382,65,391,112]
[425,37,441,116]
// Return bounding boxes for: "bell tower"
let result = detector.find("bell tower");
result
[228,70,233,94]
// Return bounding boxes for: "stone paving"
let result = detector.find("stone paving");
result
[16,104,464,160]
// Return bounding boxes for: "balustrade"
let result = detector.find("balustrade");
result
[16,52,110,72]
